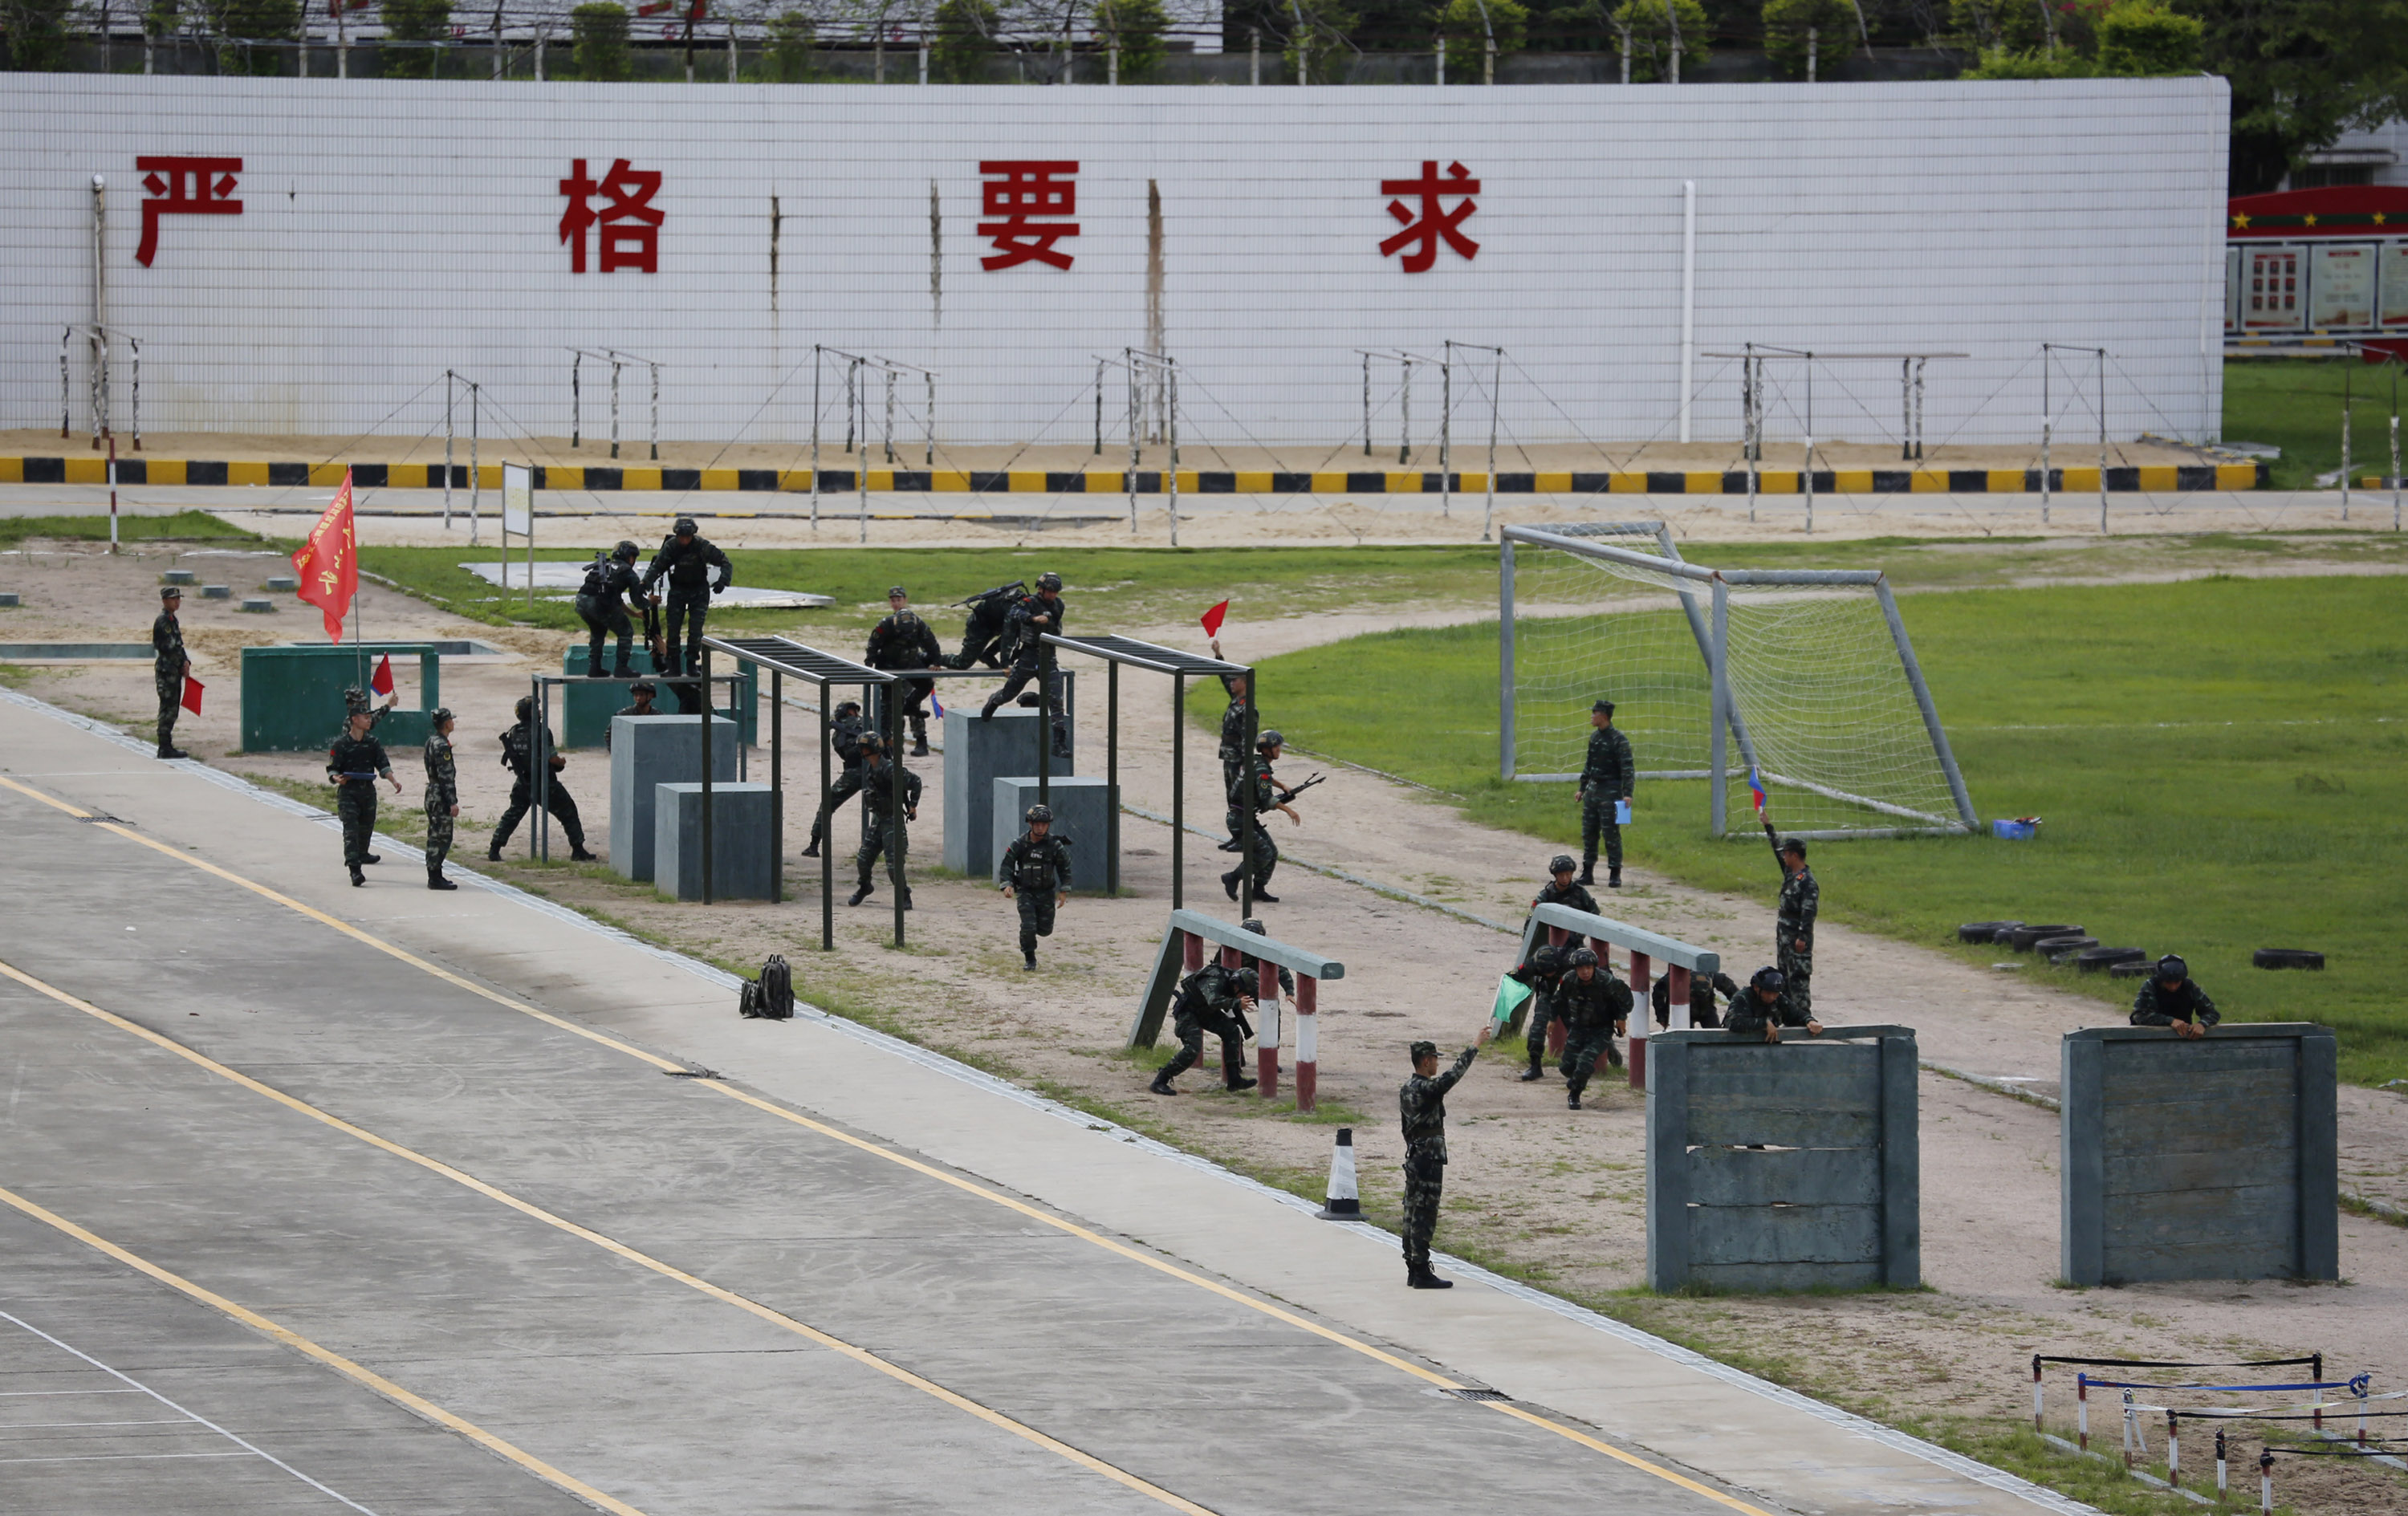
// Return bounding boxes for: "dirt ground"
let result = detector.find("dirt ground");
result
[7,535,2407,1516]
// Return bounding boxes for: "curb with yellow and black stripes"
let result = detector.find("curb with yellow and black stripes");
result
[0,457,2271,494]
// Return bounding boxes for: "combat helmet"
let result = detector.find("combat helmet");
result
[1024,804,1054,824]
[1549,853,1577,876]
[673,516,698,536]
[1255,727,1283,750]
[1568,946,1599,969]
[1036,571,1063,591]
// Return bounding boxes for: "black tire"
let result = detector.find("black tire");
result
[1985,922,2026,943]
[2009,924,2081,951]
[2041,937,2101,963]
[2109,959,2157,978]
[2076,947,2146,973]
[2252,948,2326,971]
[1959,921,2015,943]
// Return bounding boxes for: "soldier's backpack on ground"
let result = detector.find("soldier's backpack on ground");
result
[739,954,795,1020]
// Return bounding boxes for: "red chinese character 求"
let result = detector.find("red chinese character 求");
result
[135,156,243,268]
[559,158,665,274]
[978,161,1080,271]
[1379,161,1480,273]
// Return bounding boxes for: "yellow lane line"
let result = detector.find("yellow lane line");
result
[0,769,1775,1516]
[0,955,1214,1516]
[0,1181,650,1516]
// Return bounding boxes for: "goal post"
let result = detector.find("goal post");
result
[1499,525,1978,839]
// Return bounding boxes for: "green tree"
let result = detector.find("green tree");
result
[764,6,814,79]
[380,0,449,77]
[1608,0,1706,81]
[1760,0,1857,77]
[929,0,995,82]
[1,0,72,67]
[2187,0,2408,193]
[215,0,300,73]
[1946,0,2047,51]
[571,0,632,79]
[1959,40,2086,75]
[1279,0,1357,83]
[1438,0,1527,79]
[1092,0,1167,79]
[2092,0,2196,75]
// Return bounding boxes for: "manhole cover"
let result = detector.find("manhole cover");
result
[663,1067,722,1080]
[75,813,132,827]
[1447,1388,1510,1402]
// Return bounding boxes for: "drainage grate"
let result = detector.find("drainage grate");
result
[75,813,132,827]
[663,1067,722,1080]
[1447,1388,1510,1402]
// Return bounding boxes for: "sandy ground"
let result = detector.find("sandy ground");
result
[7,535,2407,1515]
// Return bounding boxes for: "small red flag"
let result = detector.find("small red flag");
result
[1200,599,1229,638]
[291,471,360,644]
[370,652,395,698]
[181,674,204,716]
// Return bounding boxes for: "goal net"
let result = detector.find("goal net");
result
[1500,525,1976,838]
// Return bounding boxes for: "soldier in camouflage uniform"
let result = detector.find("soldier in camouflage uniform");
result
[803,700,869,858]
[422,707,460,890]
[1534,854,1600,917]
[1578,698,1634,888]
[327,689,402,886]
[1555,946,1633,1109]
[490,696,594,862]
[997,803,1072,969]
[1726,965,1822,1042]
[978,571,1069,758]
[1770,832,1818,1022]
[1221,728,1300,904]
[152,586,190,758]
[1218,669,1252,812]
[848,739,921,909]
[1507,942,1568,1082]
[865,587,945,756]
[604,680,657,752]
[1652,968,1740,1030]
[2129,955,2218,1039]
[1149,957,1259,1095]
[1399,1026,1495,1288]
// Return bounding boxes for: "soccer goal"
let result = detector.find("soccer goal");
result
[1499,524,1978,839]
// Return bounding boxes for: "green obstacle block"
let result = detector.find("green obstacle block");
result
[265,575,298,591]
[240,644,440,752]
[161,568,197,585]
[201,585,233,599]
[555,646,755,748]
[238,599,276,613]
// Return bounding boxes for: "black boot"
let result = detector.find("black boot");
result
[1226,1075,1258,1093]
[1408,1267,1454,1290]
[848,886,869,907]
[487,843,505,861]
[1217,836,1242,853]
[801,840,820,858]
[910,718,929,757]
[1568,1080,1584,1110]
[1023,949,1038,970]
[349,866,365,887]
[1578,864,1596,886]
[978,697,1002,722]
[428,871,458,891]
[1254,890,1278,904]
[569,841,597,862]
[157,743,189,760]
[1519,1065,1544,1082]
[361,853,380,865]
[612,657,634,679]
[1608,868,1622,888]
[1149,1070,1178,1095]
[586,657,605,678]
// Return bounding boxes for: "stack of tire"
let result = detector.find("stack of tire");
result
[1956,921,2150,973]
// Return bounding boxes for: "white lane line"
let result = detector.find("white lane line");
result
[2,1417,201,1429]
[0,1312,380,1514]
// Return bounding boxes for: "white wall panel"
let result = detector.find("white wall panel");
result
[2,75,2229,448]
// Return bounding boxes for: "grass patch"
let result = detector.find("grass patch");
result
[2223,356,2397,491]
[0,510,263,550]
[1252,574,2408,1084]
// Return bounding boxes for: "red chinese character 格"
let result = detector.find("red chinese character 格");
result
[978,161,1080,271]
[1379,161,1480,273]
[135,156,243,268]
[559,158,665,274]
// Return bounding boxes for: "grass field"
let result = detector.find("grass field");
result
[2224,356,2399,491]
[1256,574,2408,1085]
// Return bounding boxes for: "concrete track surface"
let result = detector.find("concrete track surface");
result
[0,691,2089,1516]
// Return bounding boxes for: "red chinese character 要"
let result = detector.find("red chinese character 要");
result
[978,161,1080,271]
[559,158,665,274]
[135,156,243,267]
[1380,161,1480,273]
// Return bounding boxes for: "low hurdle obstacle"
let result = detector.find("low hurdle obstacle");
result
[1129,909,1345,1112]
[1515,902,1719,1091]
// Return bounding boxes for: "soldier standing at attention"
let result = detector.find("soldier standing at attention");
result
[1578,698,1634,888]
[1555,946,1633,1109]
[1767,831,1818,1022]
[489,695,595,862]
[1149,956,1259,1095]
[848,738,921,909]
[422,707,460,891]
[604,679,657,752]
[327,689,402,886]
[802,699,868,859]
[1222,728,1300,905]
[978,571,1068,758]
[639,516,732,712]
[1507,942,1568,1083]
[152,585,191,759]
[2129,955,2218,1039]
[997,803,1072,970]
[1726,965,1822,1043]
[865,585,943,756]
[576,540,648,679]
[1400,1025,1495,1289]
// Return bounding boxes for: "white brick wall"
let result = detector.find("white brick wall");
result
[3,75,2228,449]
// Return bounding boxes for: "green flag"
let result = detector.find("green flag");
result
[1490,973,1533,1026]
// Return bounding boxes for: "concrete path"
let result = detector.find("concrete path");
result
[0,689,2089,1516]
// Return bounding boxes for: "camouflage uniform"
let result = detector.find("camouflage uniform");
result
[1218,689,1252,803]
[1652,969,1739,1030]
[1726,985,1814,1038]
[1579,723,1635,880]
[1221,762,1282,900]
[1154,961,1255,1090]
[327,727,393,873]
[421,729,458,879]
[1399,1043,1480,1277]
[997,829,1073,957]
[1556,966,1634,1100]
[1507,945,1568,1075]
[864,605,944,753]
[982,589,1068,757]
[1775,860,1819,1020]
[639,530,733,709]
[806,709,872,853]
[151,605,188,756]
[950,583,1024,669]
[1535,877,1601,917]
[853,760,922,904]
[2130,977,2219,1029]
[490,717,589,857]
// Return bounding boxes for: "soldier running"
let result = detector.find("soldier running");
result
[1400,1025,1495,1289]
[152,585,190,759]
[2129,955,2218,1039]
[1767,831,1819,1022]
[1148,955,1259,1095]
[802,699,869,858]
[978,571,1068,758]
[422,706,460,891]
[864,585,943,756]
[1578,698,1634,888]
[948,579,1027,669]
[639,517,732,712]
[489,695,595,862]
[327,688,402,887]
[848,739,921,909]
[576,540,649,679]
[1222,728,1300,905]
[1507,942,1568,1083]
[997,803,1072,970]
[1555,946,1633,1109]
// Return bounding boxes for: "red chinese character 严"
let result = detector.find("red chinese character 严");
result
[134,156,243,268]
[978,161,1080,271]
[1379,161,1480,273]
[559,158,665,274]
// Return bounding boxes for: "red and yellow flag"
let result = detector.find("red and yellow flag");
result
[292,470,359,643]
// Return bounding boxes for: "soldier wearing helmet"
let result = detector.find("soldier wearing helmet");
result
[490,693,594,864]
[996,802,1074,970]
[978,571,1068,758]
[605,679,659,752]
[2129,955,2217,1039]
[1506,942,1569,1083]
[802,699,871,858]
[1726,965,1821,1043]
[640,515,732,711]
[1535,853,1601,917]
[1554,945,1633,1109]
[864,584,944,756]
[576,539,649,680]
[1222,726,1300,906]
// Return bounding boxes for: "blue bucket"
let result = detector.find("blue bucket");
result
[1992,819,2039,840]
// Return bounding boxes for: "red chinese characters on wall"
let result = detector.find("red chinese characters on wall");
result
[559,158,665,274]
[978,161,1080,271]
[135,156,243,267]
[1380,161,1480,272]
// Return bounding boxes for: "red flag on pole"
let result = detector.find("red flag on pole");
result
[291,471,360,644]
[181,674,204,716]
[1200,599,1229,638]
[369,652,395,699]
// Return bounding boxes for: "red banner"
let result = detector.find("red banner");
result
[181,674,204,716]
[1200,599,1229,638]
[292,471,359,644]
[369,652,394,698]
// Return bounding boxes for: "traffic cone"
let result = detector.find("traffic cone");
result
[1316,1127,1363,1221]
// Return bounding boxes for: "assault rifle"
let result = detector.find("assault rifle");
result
[641,591,665,667]
[954,579,1027,610]
[1274,772,1326,805]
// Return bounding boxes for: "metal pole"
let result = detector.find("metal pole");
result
[444,371,454,530]
[1106,660,1120,895]
[1678,180,1695,443]
[536,677,550,861]
[810,348,821,530]
[1803,434,1814,535]
[1095,358,1104,455]
[1171,675,1185,912]
[571,352,581,449]
[1499,538,1515,779]
[820,693,833,951]
[1709,580,1729,835]
[925,369,934,467]
[1439,350,1451,518]
[1485,346,1499,540]
[1127,351,1139,533]
[1901,356,1910,462]
[1878,579,1978,831]
[1239,681,1256,920]
[59,326,70,441]
[858,371,870,543]
[771,670,783,905]
[2341,368,2353,522]
[2097,347,2108,534]
[1400,357,1411,465]
[884,367,896,464]
[1914,357,1926,460]
[1167,364,1181,549]
[128,335,140,453]
[1363,352,1372,457]
[701,644,715,905]
[2393,405,2402,533]
[890,724,905,948]
[650,362,660,461]
[469,382,480,539]
[2041,417,2052,526]
[610,356,621,460]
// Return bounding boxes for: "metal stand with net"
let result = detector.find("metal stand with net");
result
[1499,524,1978,839]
